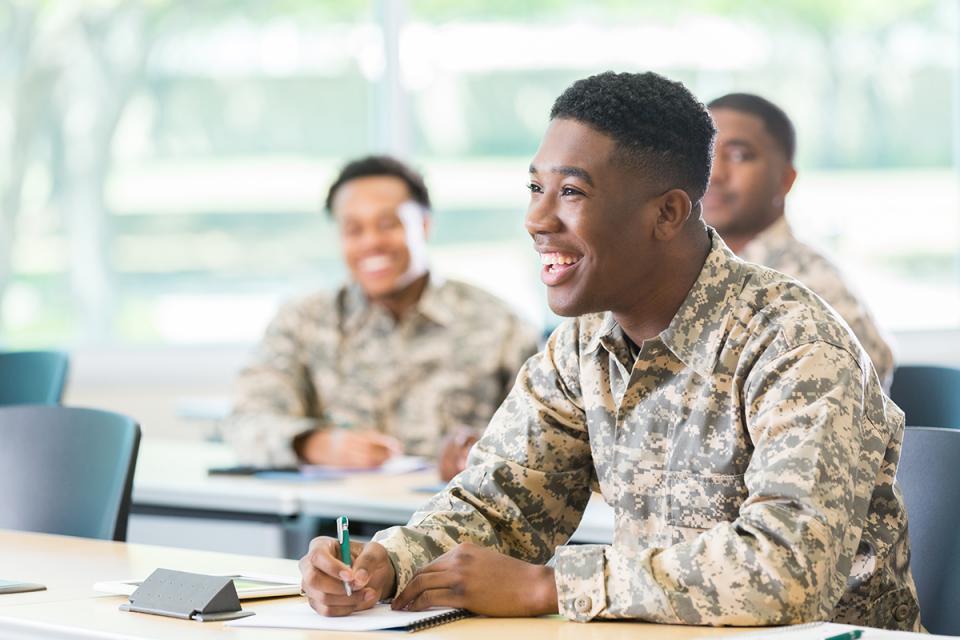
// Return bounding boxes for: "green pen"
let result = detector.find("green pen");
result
[825,630,863,640]
[337,516,352,596]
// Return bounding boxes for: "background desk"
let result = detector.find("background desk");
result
[130,439,615,558]
[130,439,307,557]
[0,529,744,639]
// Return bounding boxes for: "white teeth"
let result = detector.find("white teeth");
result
[539,252,581,266]
[359,256,392,271]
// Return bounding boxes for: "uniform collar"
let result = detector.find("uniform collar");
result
[414,274,454,326]
[585,229,747,379]
[341,273,453,332]
[584,313,631,369]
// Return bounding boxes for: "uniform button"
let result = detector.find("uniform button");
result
[894,603,912,622]
[574,596,592,613]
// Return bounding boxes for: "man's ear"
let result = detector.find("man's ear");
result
[781,165,798,197]
[653,189,693,241]
[421,212,432,240]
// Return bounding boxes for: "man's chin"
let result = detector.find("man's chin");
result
[547,292,593,318]
[359,280,402,299]
[360,272,428,301]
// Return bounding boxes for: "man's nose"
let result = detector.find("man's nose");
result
[524,195,562,237]
[359,226,391,249]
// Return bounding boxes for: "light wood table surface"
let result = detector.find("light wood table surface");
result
[0,529,748,639]
[0,529,299,608]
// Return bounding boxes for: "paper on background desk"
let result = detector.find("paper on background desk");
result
[304,455,429,476]
[706,622,948,639]
[256,456,430,481]
[226,601,458,631]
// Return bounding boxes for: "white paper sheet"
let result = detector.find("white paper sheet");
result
[226,601,460,631]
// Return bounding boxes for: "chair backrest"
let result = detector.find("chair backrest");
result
[896,426,960,635]
[890,365,960,429]
[0,405,140,541]
[0,351,70,405]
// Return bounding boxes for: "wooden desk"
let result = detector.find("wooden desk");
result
[0,530,744,639]
[0,529,298,608]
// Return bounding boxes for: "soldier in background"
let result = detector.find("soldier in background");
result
[703,93,895,389]
[222,156,538,481]
[299,73,919,630]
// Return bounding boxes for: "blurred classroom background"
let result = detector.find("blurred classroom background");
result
[1,0,957,438]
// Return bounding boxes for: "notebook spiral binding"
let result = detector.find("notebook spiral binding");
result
[406,608,473,632]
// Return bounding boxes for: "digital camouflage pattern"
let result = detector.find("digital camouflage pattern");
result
[222,276,538,465]
[739,216,895,391]
[373,230,920,630]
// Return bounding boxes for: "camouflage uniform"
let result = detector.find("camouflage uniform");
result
[373,230,920,630]
[222,276,539,466]
[739,216,895,390]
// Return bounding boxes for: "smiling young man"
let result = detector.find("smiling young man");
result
[703,93,894,389]
[222,156,538,479]
[299,74,919,630]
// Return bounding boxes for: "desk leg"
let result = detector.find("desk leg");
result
[282,516,327,560]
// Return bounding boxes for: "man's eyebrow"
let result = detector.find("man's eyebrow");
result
[528,164,594,187]
[721,138,754,149]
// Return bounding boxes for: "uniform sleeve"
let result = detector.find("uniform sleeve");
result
[818,288,895,393]
[551,341,894,625]
[220,301,323,466]
[372,322,594,593]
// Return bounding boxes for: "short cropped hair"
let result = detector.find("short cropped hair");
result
[708,93,796,163]
[550,71,716,203]
[324,155,431,215]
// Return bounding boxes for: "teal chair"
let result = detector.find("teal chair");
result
[890,365,960,429]
[0,405,140,541]
[0,350,69,404]
[896,426,960,635]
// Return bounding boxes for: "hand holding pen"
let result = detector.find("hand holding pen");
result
[298,522,398,617]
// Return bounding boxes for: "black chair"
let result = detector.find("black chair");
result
[896,426,960,635]
[0,405,140,541]
[890,365,960,429]
[0,350,69,404]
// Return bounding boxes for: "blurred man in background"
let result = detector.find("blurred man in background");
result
[703,93,895,389]
[222,156,538,480]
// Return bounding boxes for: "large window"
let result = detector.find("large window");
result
[1,0,957,347]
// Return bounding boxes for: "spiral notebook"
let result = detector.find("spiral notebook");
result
[225,601,471,632]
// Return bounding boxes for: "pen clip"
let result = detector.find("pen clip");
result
[337,516,349,544]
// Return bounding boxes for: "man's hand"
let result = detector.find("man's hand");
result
[301,429,403,468]
[437,426,480,481]
[299,537,397,617]
[391,542,558,617]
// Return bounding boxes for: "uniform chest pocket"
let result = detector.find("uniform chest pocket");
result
[665,472,748,530]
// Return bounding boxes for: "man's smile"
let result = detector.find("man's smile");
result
[538,249,583,285]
